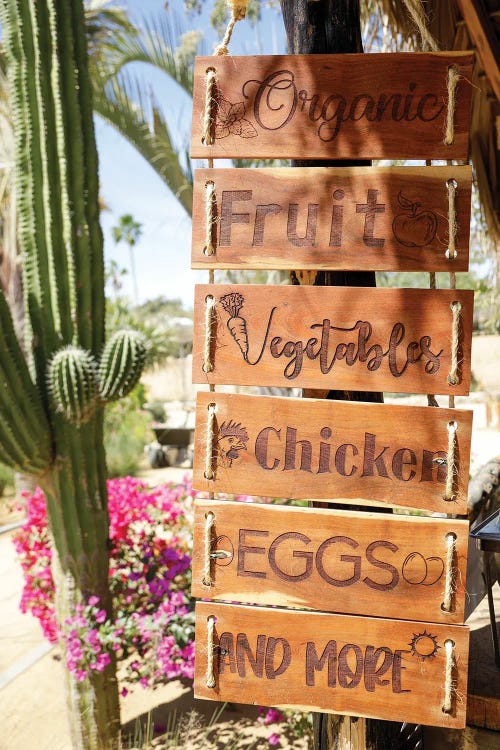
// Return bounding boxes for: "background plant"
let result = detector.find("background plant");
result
[14,476,196,690]
[0,1,150,747]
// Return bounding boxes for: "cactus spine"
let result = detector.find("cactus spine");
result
[0,1,146,747]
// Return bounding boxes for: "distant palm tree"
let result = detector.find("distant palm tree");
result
[111,214,143,303]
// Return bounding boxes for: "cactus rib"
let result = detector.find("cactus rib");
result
[47,347,98,426]
[98,329,147,401]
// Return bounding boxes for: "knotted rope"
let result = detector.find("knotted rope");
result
[401,0,439,52]
[214,0,248,55]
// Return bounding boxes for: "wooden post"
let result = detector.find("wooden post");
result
[279,2,407,747]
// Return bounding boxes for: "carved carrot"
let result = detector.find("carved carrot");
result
[219,292,249,360]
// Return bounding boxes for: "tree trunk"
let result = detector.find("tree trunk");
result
[279,2,405,748]
[43,414,120,750]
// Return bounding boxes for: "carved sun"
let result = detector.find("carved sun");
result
[409,630,440,661]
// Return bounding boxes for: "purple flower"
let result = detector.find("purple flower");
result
[268,733,280,747]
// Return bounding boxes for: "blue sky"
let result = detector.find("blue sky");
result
[97,0,286,308]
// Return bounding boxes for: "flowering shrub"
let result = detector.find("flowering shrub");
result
[14,475,312,746]
[13,475,197,689]
[258,707,313,747]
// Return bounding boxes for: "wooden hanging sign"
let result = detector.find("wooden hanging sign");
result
[192,500,469,623]
[193,392,472,513]
[191,53,474,160]
[192,285,474,395]
[192,166,472,272]
[194,601,469,728]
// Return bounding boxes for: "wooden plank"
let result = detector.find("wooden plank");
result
[192,500,469,623]
[192,166,472,272]
[194,601,469,728]
[457,0,500,103]
[192,285,474,395]
[191,53,474,160]
[193,392,472,513]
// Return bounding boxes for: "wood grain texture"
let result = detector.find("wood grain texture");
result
[192,166,472,272]
[193,392,472,513]
[192,500,469,623]
[194,601,469,728]
[192,285,474,395]
[190,53,474,160]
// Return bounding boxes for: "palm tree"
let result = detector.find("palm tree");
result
[111,214,143,303]
[88,3,196,217]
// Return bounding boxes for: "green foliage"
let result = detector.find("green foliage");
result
[104,387,150,477]
[0,462,14,496]
[106,291,193,365]
[90,12,196,216]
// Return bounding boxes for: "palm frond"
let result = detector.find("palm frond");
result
[105,15,201,96]
[92,69,193,216]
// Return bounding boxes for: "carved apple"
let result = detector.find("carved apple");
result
[392,191,438,247]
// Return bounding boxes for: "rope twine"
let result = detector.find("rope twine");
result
[425,162,440,408]
[203,68,217,146]
[446,179,458,260]
[204,402,216,480]
[444,420,458,501]
[215,0,248,55]
[448,302,462,387]
[203,296,216,373]
[442,639,456,713]
[444,66,460,146]
[206,616,216,688]
[401,0,439,52]
[442,532,457,611]
[203,511,215,586]
[205,181,216,256]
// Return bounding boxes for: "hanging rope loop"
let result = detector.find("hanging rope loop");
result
[215,0,249,55]
[204,181,216,256]
[442,532,457,611]
[206,616,217,688]
[444,420,458,501]
[444,66,460,146]
[446,178,458,260]
[203,68,217,146]
[204,402,216,480]
[203,511,215,586]
[203,296,216,374]
[448,301,462,386]
[442,639,456,713]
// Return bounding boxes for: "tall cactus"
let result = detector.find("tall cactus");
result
[0,1,146,748]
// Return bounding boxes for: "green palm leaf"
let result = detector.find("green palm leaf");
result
[92,68,193,216]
